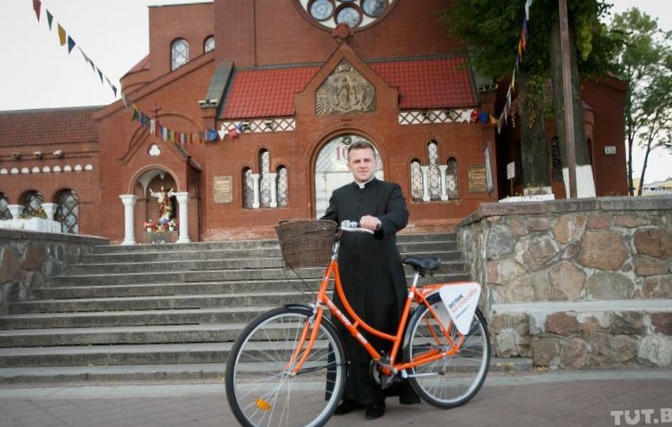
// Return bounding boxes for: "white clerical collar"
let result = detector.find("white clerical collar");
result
[355,177,374,189]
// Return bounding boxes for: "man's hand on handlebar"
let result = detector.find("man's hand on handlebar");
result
[340,218,377,234]
[359,215,381,231]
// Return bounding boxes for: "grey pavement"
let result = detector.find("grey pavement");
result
[1,369,671,427]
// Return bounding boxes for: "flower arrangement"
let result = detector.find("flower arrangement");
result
[19,207,47,219]
[143,218,178,232]
[143,219,157,232]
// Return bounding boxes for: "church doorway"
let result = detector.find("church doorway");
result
[314,134,384,219]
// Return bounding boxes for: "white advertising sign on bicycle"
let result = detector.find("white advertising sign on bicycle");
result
[438,282,482,335]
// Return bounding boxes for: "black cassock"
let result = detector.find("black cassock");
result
[321,178,415,405]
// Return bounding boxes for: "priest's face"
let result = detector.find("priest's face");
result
[347,146,377,183]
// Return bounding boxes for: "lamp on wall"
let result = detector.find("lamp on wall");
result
[53,150,63,158]
[33,151,43,159]
[11,152,21,160]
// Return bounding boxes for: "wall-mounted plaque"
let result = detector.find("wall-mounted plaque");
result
[214,176,233,204]
[468,165,487,193]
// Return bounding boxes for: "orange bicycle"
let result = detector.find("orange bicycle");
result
[225,220,490,427]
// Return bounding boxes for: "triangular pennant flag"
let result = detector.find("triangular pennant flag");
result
[47,10,54,29]
[132,108,139,121]
[67,36,76,53]
[207,129,218,142]
[32,0,42,21]
[150,119,156,135]
[228,126,238,138]
[57,24,67,46]
[218,127,227,140]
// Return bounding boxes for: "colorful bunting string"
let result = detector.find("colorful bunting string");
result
[497,0,534,133]
[29,0,225,144]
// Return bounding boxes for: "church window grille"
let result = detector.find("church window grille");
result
[56,190,79,234]
[171,39,189,71]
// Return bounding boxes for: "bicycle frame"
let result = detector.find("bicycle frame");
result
[287,236,471,378]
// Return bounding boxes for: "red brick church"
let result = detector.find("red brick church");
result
[0,0,627,244]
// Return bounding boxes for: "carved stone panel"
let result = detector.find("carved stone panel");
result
[316,60,376,115]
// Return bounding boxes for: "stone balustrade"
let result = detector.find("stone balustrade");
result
[457,195,672,369]
[0,228,108,315]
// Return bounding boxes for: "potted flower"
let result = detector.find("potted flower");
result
[168,218,178,231]
[143,220,155,232]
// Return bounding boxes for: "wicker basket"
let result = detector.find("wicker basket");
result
[275,220,337,268]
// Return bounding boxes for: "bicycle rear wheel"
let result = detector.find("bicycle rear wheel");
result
[403,293,490,408]
[225,305,346,427]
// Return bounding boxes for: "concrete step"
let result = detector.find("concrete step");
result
[67,257,283,275]
[32,280,308,299]
[0,324,247,347]
[48,266,469,288]
[0,306,276,329]
[0,357,532,384]
[7,292,304,315]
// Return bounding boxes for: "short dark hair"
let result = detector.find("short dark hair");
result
[347,141,375,156]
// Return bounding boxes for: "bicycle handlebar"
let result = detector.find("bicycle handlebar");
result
[340,220,375,234]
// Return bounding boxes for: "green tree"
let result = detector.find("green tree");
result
[441,0,616,195]
[609,8,672,195]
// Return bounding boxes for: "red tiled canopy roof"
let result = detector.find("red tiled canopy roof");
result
[220,56,476,119]
[0,107,101,147]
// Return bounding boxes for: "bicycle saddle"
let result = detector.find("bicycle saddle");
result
[402,256,441,272]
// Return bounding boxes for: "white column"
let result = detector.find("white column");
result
[438,165,448,201]
[269,172,278,208]
[420,166,430,202]
[8,204,22,219]
[42,203,58,220]
[119,195,137,246]
[252,173,261,209]
[175,192,191,244]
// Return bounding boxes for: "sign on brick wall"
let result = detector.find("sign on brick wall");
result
[214,176,233,204]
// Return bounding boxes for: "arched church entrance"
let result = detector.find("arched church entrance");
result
[314,134,384,219]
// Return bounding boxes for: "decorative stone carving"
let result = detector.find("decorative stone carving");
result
[316,60,375,115]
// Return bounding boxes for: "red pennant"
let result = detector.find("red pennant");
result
[32,0,42,21]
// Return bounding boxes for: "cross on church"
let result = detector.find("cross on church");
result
[150,103,161,119]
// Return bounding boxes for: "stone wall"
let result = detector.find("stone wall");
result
[457,195,672,369]
[0,228,108,315]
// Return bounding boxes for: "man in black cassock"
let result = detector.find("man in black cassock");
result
[321,141,419,420]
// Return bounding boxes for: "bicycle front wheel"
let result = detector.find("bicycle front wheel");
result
[225,306,346,427]
[403,293,490,408]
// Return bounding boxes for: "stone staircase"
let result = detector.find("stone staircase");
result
[0,233,479,383]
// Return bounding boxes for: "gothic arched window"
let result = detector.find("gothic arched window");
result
[204,35,215,53]
[171,39,189,71]
[446,157,459,200]
[427,140,441,200]
[259,150,272,208]
[56,190,79,234]
[277,166,288,207]
[0,192,10,219]
[243,168,254,209]
[410,160,423,202]
[20,190,42,217]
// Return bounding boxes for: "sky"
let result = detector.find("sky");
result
[0,0,670,183]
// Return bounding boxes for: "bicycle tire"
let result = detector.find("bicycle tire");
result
[226,305,346,427]
[403,293,490,408]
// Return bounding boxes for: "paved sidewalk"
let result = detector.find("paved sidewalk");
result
[1,369,671,427]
